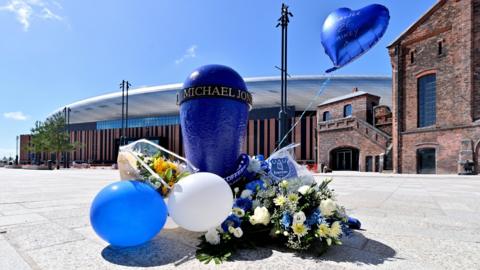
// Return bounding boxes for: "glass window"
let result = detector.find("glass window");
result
[343,104,352,117]
[417,148,436,174]
[322,111,331,121]
[96,115,180,130]
[418,74,436,127]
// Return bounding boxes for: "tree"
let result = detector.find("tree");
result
[27,112,77,169]
[27,121,49,164]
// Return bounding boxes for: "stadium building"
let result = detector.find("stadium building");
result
[19,75,392,169]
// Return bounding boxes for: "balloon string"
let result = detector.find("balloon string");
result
[274,75,331,152]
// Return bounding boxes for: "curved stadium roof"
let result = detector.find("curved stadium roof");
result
[62,75,392,124]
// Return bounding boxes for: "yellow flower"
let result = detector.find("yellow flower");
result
[317,223,330,238]
[329,221,342,238]
[291,223,308,237]
[161,161,170,171]
[273,195,287,206]
[153,158,165,173]
[167,161,178,171]
[287,193,299,204]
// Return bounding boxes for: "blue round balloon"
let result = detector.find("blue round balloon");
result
[90,180,167,247]
[179,64,250,177]
[321,4,390,73]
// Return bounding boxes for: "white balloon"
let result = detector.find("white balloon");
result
[168,172,233,232]
[163,198,179,230]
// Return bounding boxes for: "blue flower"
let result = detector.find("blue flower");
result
[260,160,270,173]
[281,212,292,229]
[255,155,265,161]
[341,222,352,236]
[234,197,253,211]
[306,209,323,226]
[245,180,266,192]
[221,214,242,232]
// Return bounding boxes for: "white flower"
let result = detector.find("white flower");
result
[329,221,342,238]
[319,199,337,217]
[297,185,310,195]
[279,180,289,189]
[232,227,243,238]
[247,156,261,173]
[240,189,253,199]
[283,231,289,236]
[249,206,271,226]
[291,223,309,237]
[205,228,220,245]
[232,207,245,217]
[234,187,240,194]
[293,211,306,224]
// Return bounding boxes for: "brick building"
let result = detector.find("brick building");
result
[317,88,393,172]
[388,0,480,174]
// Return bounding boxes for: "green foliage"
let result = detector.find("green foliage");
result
[26,112,78,167]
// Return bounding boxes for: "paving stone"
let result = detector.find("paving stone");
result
[0,203,28,214]
[4,222,85,251]
[0,240,33,270]
[53,215,90,229]
[74,226,108,246]
[27,240,135,270]
[38,207,89,220]
[361,232,480,269]
[0,213,48,228]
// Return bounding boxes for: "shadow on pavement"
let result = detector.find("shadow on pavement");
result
[300,231,398,266]
[101,234,196,267]
[102,230,395,267]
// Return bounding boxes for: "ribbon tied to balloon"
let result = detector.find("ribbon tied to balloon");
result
[321,4,390,73]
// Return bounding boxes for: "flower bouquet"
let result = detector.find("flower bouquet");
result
[117,139,197,196]
[196,150,350,264]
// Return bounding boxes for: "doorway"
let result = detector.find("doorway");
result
[417,148,436,174]
[330,147,359,171]
[365,156,373,172]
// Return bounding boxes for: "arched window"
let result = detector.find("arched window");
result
[343,104,352,117]
[418,74,436,127]
[322,111,331,121]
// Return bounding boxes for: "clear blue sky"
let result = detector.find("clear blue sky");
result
[0,0,436,157]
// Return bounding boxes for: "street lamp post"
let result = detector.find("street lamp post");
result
[120,80,125,146]
[63,107,71,168]
[125,80,131,141]
[120,80,131,146]
[276,3,293,148]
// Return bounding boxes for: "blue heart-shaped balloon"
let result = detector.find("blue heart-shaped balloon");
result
[321,4,390,73]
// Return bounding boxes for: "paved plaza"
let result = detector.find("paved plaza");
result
[0,168,479,270]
